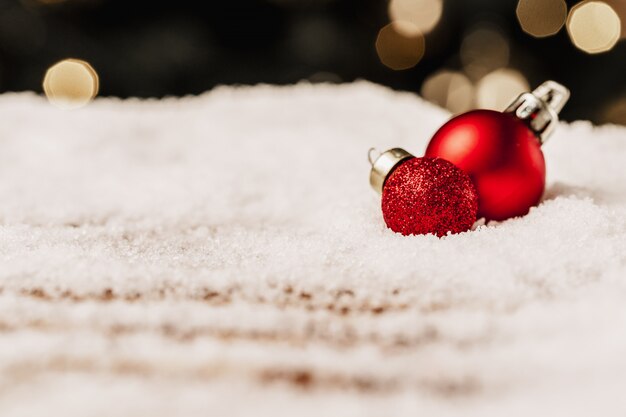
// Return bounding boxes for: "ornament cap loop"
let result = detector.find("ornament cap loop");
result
[532,81,570,115]
[505,80,570,144]
[369,148,413,194]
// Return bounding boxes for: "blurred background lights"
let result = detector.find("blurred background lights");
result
[602,0,626,39]
[421,70,474,114]
[0,0,623,124]
[476,69,529,110]
[602,97,626,125]
[460,24,510,81]
[516,0,567,38]
[376,21,425,70]
[567,1,621,54]
[388,0,443,35]
[43,59,99,109]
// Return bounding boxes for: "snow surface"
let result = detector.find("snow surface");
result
[0,82,626,416]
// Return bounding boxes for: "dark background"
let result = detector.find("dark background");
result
[1,0,625,123]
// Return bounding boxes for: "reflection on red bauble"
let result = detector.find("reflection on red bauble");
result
[425,110,545,221]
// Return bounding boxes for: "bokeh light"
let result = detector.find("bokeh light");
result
[603,0,626,39]
[476,69,529,110]
[421,70,474,114]
[376,21,425,70]
[567,1,621,54]
[516,0,567,38]
[43,59,99,109]
[388,0,443,35]
[602,97,626,125]
[460,24,509,81]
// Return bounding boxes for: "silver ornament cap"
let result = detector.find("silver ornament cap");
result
[505,80,570,144]
[368,148,413,194]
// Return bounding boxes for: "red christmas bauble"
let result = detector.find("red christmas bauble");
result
[382,157,478,237]
[425,110,545,221]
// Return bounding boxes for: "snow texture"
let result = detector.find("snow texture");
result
[0,82,626,416]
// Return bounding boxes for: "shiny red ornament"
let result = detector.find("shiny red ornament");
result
[425,110,544,220]
[369,149,478,237]
[425,81,570,221]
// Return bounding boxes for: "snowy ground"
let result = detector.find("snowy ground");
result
[0,82,625,416]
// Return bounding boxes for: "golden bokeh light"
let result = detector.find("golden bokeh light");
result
[603,0,626,39]
[567,1,621,54]
[602,98,626,125]
[476,69,529,111]
[421,70,474,114]
[388,0,443,35]
[516,0,567,37]
[43,59,99,109]
[460,25,509,81]
[376,21,425,70]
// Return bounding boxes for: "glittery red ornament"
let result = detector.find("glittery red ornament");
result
[382,157,478,237]
[425,81,570,221]
[369,149,478,237]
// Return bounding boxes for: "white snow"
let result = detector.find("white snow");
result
[0,82,625,416]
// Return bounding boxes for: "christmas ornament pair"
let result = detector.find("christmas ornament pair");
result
[369,81,570,237]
